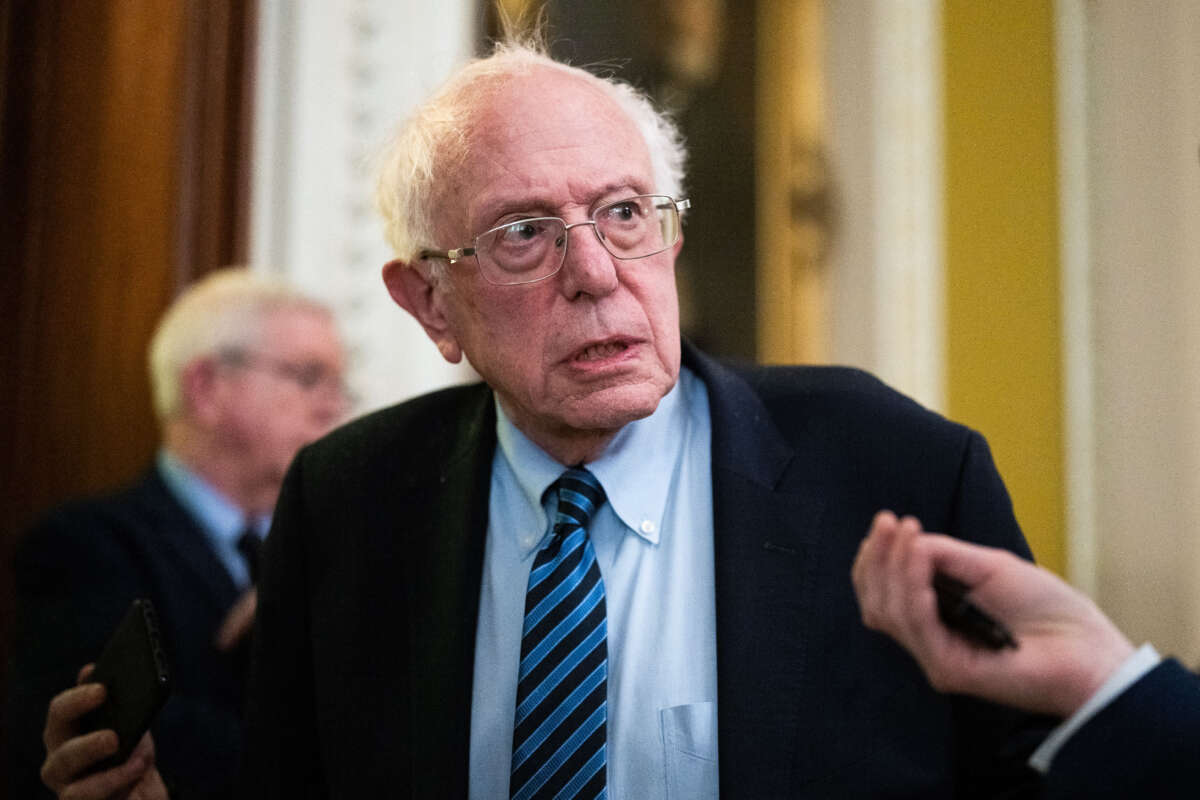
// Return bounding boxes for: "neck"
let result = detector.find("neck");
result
[162,421,279,515]
[494,399,627,467]
[533,431,617,468]
[509,417,619,466]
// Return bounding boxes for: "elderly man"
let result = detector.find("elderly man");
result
[10,269,347,800]
[239,42,1047,799]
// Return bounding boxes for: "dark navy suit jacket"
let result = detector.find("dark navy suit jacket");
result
[243,344,1052,798]
[6,465,249,799]
[1043,658,1200,797]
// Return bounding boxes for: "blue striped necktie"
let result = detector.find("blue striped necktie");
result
[510,468,608,800]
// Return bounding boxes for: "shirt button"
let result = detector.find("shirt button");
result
[640,520,656,535]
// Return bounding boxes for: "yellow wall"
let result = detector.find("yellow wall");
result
[943,1,1065,573]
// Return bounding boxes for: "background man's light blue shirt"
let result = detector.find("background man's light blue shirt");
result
[469,366,718,800]
[157,450,269,591]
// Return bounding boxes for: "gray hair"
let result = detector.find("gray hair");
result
[375,40,687,264]
[147,268,331,421]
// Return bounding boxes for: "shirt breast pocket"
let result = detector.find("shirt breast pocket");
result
[660,702,717,800]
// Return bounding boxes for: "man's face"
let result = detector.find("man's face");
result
[421,69,682,457]
[217,308,347,485]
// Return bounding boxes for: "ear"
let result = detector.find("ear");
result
[180,357,223,425]
[382,259,463,364]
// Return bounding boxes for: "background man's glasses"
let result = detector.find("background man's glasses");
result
[219,349,347,398]
[420,194,691,286]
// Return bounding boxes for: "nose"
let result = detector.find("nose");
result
[310,378,349,431]
[557,220,618,299]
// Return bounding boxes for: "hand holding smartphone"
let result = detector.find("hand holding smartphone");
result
[933,572,1019,650]
[79,598,172,770]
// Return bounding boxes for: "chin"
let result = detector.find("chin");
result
[562,380,670,432]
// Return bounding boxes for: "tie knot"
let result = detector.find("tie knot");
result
[553,467,605,532]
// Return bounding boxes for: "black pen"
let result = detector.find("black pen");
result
[933,572,1019,650]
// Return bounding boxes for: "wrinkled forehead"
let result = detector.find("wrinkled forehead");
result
[435,67,654,234]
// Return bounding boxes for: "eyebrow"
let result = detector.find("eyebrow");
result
[474,178,652,229]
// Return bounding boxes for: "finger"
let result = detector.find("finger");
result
[886,530,994,691]
[853,510,897,578]
[126,770,170,800]
[55,749,149,800]
[920,533,1014,594]
[215,588,257,651]
[44,683,106,750]
[860,511,915,629]
[40,728,118,792]
[127,766,169,800]
[129,732,156,765]
[883,517,926,637]
[852,510,899,611]
[897,529,942,645]
[76,663,96,684]
[849,513,897,594]
[881,516,921,589]
[110,736,158,800]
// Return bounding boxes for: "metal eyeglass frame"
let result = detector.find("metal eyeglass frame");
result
[418,195,691,286]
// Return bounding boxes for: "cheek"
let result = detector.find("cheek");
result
[655,277,681,330]
[455,288,552,369]
[637,266,681,344]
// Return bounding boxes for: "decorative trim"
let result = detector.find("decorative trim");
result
[1055,0,1097,595]
[870,0,945,412]
[249,0,477,412]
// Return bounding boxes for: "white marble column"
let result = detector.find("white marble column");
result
[824,0,945,413]
[250,0,478,414]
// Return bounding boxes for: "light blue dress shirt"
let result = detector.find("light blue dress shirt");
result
[157,450,269,591]
[468,366,718,800]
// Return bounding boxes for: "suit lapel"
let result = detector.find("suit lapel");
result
[128,467,240,612]
[684,345,826,797]
[386,354,835,793]
[391,387,496,794]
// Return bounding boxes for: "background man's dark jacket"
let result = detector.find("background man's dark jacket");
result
[7,466,248,799]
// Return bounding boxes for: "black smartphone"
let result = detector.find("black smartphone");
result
[933,572,1019,650]
[79,598,172,770]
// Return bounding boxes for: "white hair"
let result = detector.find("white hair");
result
[147,268,331,421]
[375,40,687,264]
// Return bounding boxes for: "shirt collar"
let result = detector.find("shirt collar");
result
[157,450,270,543]
[494,367,695,556]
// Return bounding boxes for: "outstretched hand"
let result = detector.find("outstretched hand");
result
[41,664,169,800]
[851,511,1134,718]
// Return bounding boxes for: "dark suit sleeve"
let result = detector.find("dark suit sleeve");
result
[944,432,1053,797]
[1042,659,1200,798]
[240,450,327,799]
[5,515,145,800]
[6,500,246,800]
[945,431,1032,557]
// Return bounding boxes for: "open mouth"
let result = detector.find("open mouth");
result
[572,340,631,363]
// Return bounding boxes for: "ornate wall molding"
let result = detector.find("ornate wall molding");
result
[825,0,944,412]
[250,0,476,413]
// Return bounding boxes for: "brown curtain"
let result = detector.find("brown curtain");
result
[0,0,257,716]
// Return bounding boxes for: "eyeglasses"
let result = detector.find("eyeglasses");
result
[419,194,691,286]
[219,349,347,398]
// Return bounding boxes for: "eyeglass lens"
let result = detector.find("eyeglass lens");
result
[475,195,681,284]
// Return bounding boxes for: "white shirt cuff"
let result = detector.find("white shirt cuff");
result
[1028,642,1161,773]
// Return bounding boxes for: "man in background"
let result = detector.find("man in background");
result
[7,269,347,799]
